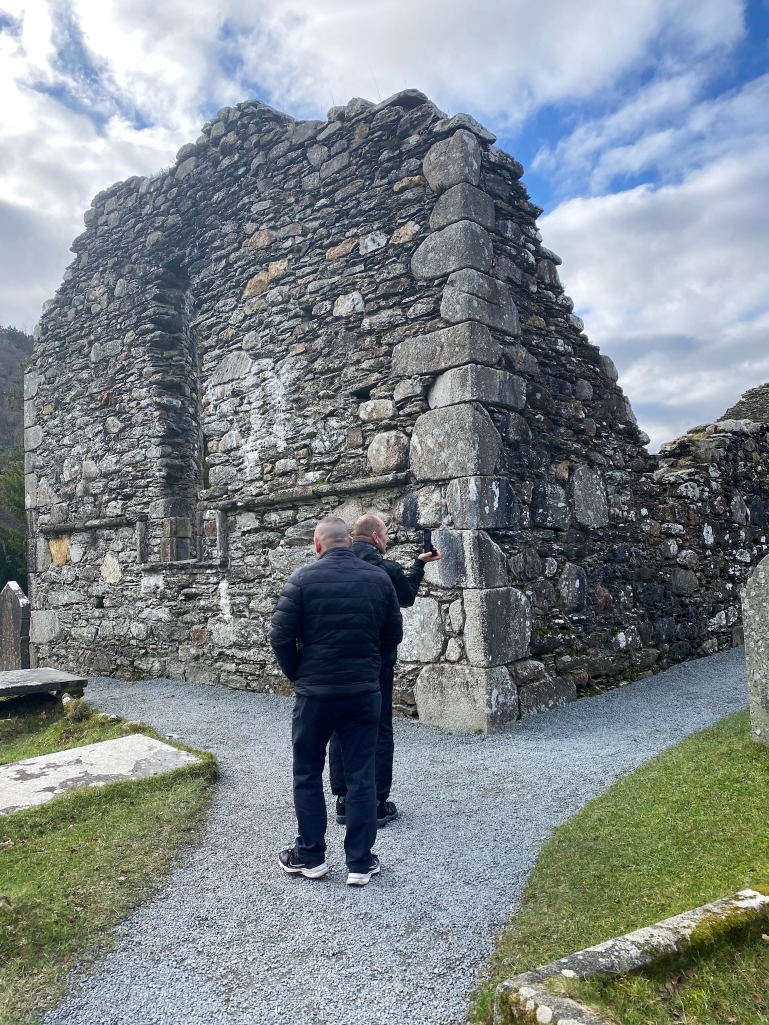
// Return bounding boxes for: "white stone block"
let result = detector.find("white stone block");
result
[415,664,517,732]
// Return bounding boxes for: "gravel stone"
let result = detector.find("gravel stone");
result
[45,648,748,1025]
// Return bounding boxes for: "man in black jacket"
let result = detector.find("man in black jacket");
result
[330,513,440,828]
[269,516,402,886]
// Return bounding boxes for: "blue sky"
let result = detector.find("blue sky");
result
[0,0,767,448]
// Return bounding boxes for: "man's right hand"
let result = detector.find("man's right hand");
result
[417,549,441,563]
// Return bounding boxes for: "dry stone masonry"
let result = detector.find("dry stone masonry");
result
[26,90,769,731]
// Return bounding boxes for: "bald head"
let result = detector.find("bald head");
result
[353,513,388,554]
[314,516,352,555]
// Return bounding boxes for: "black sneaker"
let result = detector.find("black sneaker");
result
[278,848,329,879]
[335,795,346,825]
[377,800,398,827]
[346,854,380,887]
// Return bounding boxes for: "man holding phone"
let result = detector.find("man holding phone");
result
[329,514,441,827]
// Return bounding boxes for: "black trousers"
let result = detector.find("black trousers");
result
[292,690,381,872]
[329,664,394,803]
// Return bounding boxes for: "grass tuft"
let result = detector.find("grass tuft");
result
[471,710,769,1024]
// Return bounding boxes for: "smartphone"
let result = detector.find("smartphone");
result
[422,528,436,555]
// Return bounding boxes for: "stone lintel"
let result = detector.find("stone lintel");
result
[414,664,517,732]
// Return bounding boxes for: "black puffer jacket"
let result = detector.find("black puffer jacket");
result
[269,546,403,698]
[352,540,425,668]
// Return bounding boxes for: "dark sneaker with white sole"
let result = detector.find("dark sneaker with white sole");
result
[346,854,380,887]
[335,795,346,825]
[278,848,329,879]
[377,800,398,827]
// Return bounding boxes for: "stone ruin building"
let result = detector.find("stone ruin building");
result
[24,89,769,731]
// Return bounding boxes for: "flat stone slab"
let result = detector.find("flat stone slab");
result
[0,667,87,699]
[0,734,200,815]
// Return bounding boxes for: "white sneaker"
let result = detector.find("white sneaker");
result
[346,854,380,887]
[278,848,329,879]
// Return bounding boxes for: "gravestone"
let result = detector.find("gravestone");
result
[0,581,30,671]
[742,554,769,745]
[0,734,201,814]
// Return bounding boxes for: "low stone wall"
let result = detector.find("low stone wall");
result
[495,889,769,1024]
[26,89,769,729]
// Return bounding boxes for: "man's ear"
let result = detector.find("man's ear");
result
[314,538,323,555]
[346,536,353,549]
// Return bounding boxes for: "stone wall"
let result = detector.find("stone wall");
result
[26,89,768,730]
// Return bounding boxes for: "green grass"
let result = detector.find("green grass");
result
[0,696,217,1025]
[472,710,769,1024]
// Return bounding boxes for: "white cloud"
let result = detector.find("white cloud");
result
[540,143,769,450]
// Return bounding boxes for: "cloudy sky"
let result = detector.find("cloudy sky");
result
[1,0,767,448]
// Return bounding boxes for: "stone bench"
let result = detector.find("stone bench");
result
[0,668,87,700]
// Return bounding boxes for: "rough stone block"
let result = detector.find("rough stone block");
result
[414,664,517,732]
[367,431,410,474]
[441,269,519,336]
[463,587,531,667]
[411,220,493,280]
[428,364,525,410]
[0,582,30,672]
[429,183,495,232]
[431,113,496,144]
[446,476,520,529]
[410,404,502,481]
[422,129,481,193]
[532,481,572,530]
[745,555,769,745]
[558,563,587,611]
[424,529,508,589]
[571,465,609,528]
[392,322,502,376]
[518,676,577,718]
[30,609,60,645]
[670,568,699,595]
[399,597,445,662]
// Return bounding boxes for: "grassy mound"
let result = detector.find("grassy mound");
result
[472,709,769,1024]
[0,696,217,1025]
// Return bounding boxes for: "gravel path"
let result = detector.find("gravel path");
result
[46,647,748,1025]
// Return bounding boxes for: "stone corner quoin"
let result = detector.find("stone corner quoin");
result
[26,88,769,732]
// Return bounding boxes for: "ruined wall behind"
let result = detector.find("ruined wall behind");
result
[25,89,768,729]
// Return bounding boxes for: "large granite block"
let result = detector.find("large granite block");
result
[428,364,526,410]
[422,129,481,193]
[429,183,495,232]
[423,529,508,589]
[743,554,769,746]
[411,220,493,280]
[464,586,531,667]
[441,269,519,336]
[447,475,520,529]
[410,404,502,481]
[414,664,518,732]
[392,322,502,376]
